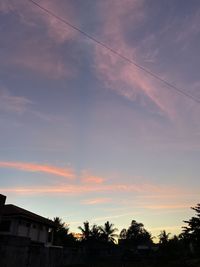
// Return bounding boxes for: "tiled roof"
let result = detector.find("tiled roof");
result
[2,204,55,227]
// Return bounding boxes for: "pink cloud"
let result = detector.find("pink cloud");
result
[42,1,77,43]
[1,0,77,79]
[81,198,111,205]
[10,47,71,79]
[0,182,181,196]
[81,171,105,184]
[83,176,105,184]
[0,2,14,13]
[94,0,178,118]
[0,0,77,43]
[3,34,76,79]
[0,161,75,179]
[31,0,77,43]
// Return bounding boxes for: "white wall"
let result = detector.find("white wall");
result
[1,217,51,244]
[18,223,29,237]
[17,220,49,243]
[29,224,38,241]
[39,228,48,243]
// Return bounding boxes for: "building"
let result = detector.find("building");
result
[0,194,55,245]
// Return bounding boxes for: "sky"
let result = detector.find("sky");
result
[0,0,200,240]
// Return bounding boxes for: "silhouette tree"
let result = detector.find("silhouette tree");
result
[157,230,172,258]
[158,230,170,245]
[182,203,200,251]
[54,217,65,230]
[119,228,127,239]
[53,217,76,246]
[78,221,90,241]
[100,221,118,243]
[119,220,152,247]
[90,224,101,241]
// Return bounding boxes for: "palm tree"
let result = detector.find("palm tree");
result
[100,221,118,243]
[90,224,101,240]
[78,221,90,240]
[158,230,170,244]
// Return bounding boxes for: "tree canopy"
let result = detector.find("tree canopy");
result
[158,230,171,245]
[182,203,200,249]
[99,221,118,243]
[53,217,76,246]
[119,220,152,247]
[78,221,90,241]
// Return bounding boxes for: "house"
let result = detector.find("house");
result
[0,194,55,245]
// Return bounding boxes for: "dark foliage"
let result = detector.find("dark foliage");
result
[51,203,200,266]
[119,220,152,248]
[78,221,118,244]
[99,221,118,243]
[53,217,76,246]
[182,203,200,253]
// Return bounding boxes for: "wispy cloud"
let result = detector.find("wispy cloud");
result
[0,1,78,79]
[0,0,77,43]
[81,171,105,184]
[0,161,75,179]
[0,88,32,114]
[0,182,181,195]
[4,36,76,79]
[11,48,71,79]
[0,87,67,125]
[93,0,178,118]
[81,198,111,205]
[144,204,191,210]
[175,10,200,49]
[92,211,142,223]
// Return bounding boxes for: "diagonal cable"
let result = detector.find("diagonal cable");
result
[28,0,200,104]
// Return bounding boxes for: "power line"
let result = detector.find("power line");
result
[28,0,200,104]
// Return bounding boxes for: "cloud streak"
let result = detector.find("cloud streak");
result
[94,0,179,119]
[92,211,142,223]
[0,161,75,179]
[144,204,191,210]
[0,0,78,79]
[0,0,76,43]
[11,47,71,79]
[81,171,105,184]
[82,198,111,205]
[0,182,181,196]
[0,88,32,114]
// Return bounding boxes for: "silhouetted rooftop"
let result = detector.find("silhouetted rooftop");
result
[2,204,55,227]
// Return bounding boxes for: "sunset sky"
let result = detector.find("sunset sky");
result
[0,0,200,239]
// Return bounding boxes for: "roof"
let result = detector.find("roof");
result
[2,204,55,227]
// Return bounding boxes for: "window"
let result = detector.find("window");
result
[32,223,37,229]
[0,220,11,232]
[26,222,31,227]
